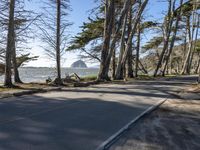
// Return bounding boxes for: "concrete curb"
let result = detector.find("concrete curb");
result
[96,98,167,150]
[0,87,62,99]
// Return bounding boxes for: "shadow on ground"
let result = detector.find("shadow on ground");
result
[109,99,200,150]
[0,76,197,150]
[0,91,161,150]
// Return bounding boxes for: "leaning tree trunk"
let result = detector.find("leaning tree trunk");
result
[115,14,128,80]
[4,0,15,87]
[181,15,193,75]
[12,32,22,83]
[56,0,62,84]
[162,0,183,76]
[97,0,115,81]
[154,0,175,77]
[98,0,132,81]
[135,18,141,77]
[126,7,134,78]
[111,46,116,80]
[115,0,149,80]
[111,18,116,80]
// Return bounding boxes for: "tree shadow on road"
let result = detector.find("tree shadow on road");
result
[0,92,160,150]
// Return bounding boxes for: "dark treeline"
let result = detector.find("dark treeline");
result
[0,0,200,87]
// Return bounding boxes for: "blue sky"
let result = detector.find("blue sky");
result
[25,0,167,68]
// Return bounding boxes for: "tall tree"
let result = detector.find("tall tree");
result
[1,0,37,84]
[37,0,71,84]
[97,0,115,81]
[4,0,15,87]
[126,4,134,78]
[98,0,131,81]
[161,0,184,76]
[56,0,62,84]
[181,1,198,75]
[154,0,176,77]
[115,0,149,80]
[135,1,142,77]
[115,13,128,79]
[12,31,22,83]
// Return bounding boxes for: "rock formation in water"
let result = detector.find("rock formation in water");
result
[71,60,87,68]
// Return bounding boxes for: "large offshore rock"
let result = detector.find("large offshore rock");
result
[70,60,87,68]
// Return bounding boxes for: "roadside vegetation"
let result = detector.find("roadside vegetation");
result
[0,0,199,89]
[0,1,199,149]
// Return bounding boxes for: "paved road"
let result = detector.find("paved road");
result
[0,76,196,150]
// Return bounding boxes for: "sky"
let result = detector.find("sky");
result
[24,0,168,68]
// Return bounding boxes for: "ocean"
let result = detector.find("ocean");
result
[0,67,99,83]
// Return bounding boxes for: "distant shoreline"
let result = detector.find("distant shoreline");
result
[21,67,100,69]
[0,67,99,83]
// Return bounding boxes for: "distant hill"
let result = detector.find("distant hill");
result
[71,60,87,68]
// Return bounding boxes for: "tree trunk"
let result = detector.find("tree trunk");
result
[97,0,115,81]
[190,14,199,74]
[12,32,22,83]
[195,55,200,74]
[115,0,149,80]
[111,46,116,80]
[135,18,141,77]
[115,14,128,80]
[154,0,175,77]
[56,0,62,84]
[188,14,198,74]
[4,0,15,87]
[98,0,133,81]
[126,46,133,78]
[126,7,134,78]
[162,0,183,76]
[181,15,193,75]
[111,16,116,80]
[138,59,148,74]
[169,55,172,74]
[181,28,188,69]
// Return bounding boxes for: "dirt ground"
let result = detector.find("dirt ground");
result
[109,99,200,150]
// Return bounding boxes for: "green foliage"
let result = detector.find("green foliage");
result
[142,36,163,51]
[140,21,159,32]
[16,53,38,67]
[175,0,200,16]
[80,75,97,81]
[0,53,38,74]
[67,17,104,51]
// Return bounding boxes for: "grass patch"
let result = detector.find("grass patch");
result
[0,87,11,92]
[0,82,52,93]
[136,75,155,80]
[136,74,179,80]
[0,86,21,92]
[80,75,97,82]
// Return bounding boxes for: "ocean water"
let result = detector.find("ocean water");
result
[0,67,99,83]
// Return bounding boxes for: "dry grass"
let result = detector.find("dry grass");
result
[0,82,54,93]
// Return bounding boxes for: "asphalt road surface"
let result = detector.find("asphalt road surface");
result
[0,76,197,150]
